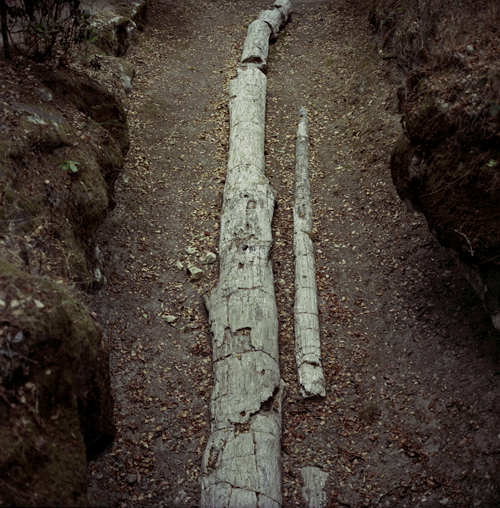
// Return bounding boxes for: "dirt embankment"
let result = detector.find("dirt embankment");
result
[0,2,145,505]
[368,0,500,331]
[1,0,500,507]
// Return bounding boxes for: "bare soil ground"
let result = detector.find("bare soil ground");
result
[86,0,500,506]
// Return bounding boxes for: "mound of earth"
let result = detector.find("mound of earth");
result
[371,0,500,330]
[0,259,115,506]
[0,1,147,505]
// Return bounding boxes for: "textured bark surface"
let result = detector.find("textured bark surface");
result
[293,108,326,398]
[200,1,292,504]
[259,0,292,38]
[200,67,285,508]
[240,20,272,71]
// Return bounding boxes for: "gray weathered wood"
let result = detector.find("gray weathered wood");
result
[273,0,292,19]
[200,2,293,504]
[200,67,285,508]
[258,0,292,38]
[241,20,272,71]
[293,108,326,398]
[301,467,329,508]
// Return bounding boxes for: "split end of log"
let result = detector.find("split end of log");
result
[273,0,292,19]
[298,362,326,398]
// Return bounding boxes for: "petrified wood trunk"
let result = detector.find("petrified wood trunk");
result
[200,1,292,504]
[240,20,272,71]
[259,0,292,38]
[293,108,326,398]
[200,67,285,508]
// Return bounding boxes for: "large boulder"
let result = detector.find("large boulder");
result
[0,259,115,506]
[40,68,130,154]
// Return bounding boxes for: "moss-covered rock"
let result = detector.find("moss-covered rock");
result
[90,0,148,57]
[0,64,127,289]
[0,259,115,506]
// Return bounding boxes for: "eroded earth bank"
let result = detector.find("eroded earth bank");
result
[82,0,500,507]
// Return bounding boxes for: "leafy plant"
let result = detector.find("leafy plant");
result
[488,99,500,116]
[59,160,80,173]
[1,0,95,63]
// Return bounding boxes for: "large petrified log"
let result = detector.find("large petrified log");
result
[259,0,292,39]
[200,2,291,505]
[200,67,285,508]
[293,108,326,398]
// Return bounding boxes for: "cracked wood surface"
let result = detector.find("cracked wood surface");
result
[293,108,326,398]
[301,467,329,508]
[259,0,292,39]
[200,2,292,502]
[240,20,272,72]
[201,67,284,508]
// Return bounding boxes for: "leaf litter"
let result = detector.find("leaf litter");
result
[87,0,500,507]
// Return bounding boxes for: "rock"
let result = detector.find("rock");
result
[1,74,125,291]
[186,247,197,255]
[90,0,147,58]
[301,466,329,508]
[175,261,184,270]
[201,252,217,265]
[126,474,137,484]
[165,315,178,323]
[173,489,187,506]
[41,68,129,153]
[36,87,53,102]
[0,259,115,506]
[97,57,136,96]
[187,265,204,280]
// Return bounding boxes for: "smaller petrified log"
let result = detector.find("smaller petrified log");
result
[301,467,329,508]
[293,108,326,398]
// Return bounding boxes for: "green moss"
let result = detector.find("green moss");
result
[325,57,335,67]
[92,25,116,55]
[41,70,129,152]
[116,5,133,18]
[18,191,44,216]
[4,186,17,204]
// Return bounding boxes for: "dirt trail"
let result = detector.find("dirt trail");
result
[87,1,500,507]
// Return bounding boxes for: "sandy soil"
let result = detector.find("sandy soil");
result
[86,1,500,506]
